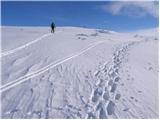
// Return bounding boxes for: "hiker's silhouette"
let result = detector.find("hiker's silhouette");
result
[51,22,55,33]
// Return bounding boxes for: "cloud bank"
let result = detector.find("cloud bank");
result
[103,1,159,18]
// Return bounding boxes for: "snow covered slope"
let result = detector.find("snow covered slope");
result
[1,26,159,119]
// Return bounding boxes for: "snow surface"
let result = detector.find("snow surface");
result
[1,26,159,118]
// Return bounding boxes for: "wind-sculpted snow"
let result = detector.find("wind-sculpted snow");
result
[1,41,104,92]
[1,27,158,119]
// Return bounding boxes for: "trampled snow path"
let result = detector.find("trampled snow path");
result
[84,41,138,119]
[1,33,52,57]
[1,41,105,92]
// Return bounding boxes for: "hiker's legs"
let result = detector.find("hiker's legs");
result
[51,28,54,33]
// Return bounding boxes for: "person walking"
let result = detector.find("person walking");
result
[51,22,55,33]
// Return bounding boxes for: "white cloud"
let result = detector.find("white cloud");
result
[103,1,159,18]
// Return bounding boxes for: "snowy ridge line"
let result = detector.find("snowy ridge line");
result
[1,41,105,92]
[1,33,52,57]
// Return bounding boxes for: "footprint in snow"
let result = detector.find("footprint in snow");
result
[92,88,103,102]
[110,83,117,93]
[138,90,142,93]
[99,108,107,119]
[114,76,120,82]
[115,94,121,100]
[123,108,130,112]
[107,101,115,115]
[103,91,110,101]
[130,96,134,99]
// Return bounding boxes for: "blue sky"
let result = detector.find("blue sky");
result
[1,1,159,31]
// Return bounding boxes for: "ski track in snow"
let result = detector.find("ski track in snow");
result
[1,33,52,57]
[1,41,105,92]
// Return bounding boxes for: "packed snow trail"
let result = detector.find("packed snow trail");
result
[85,41,138,119]
[1,41,104,92]
[1,33,52,57]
